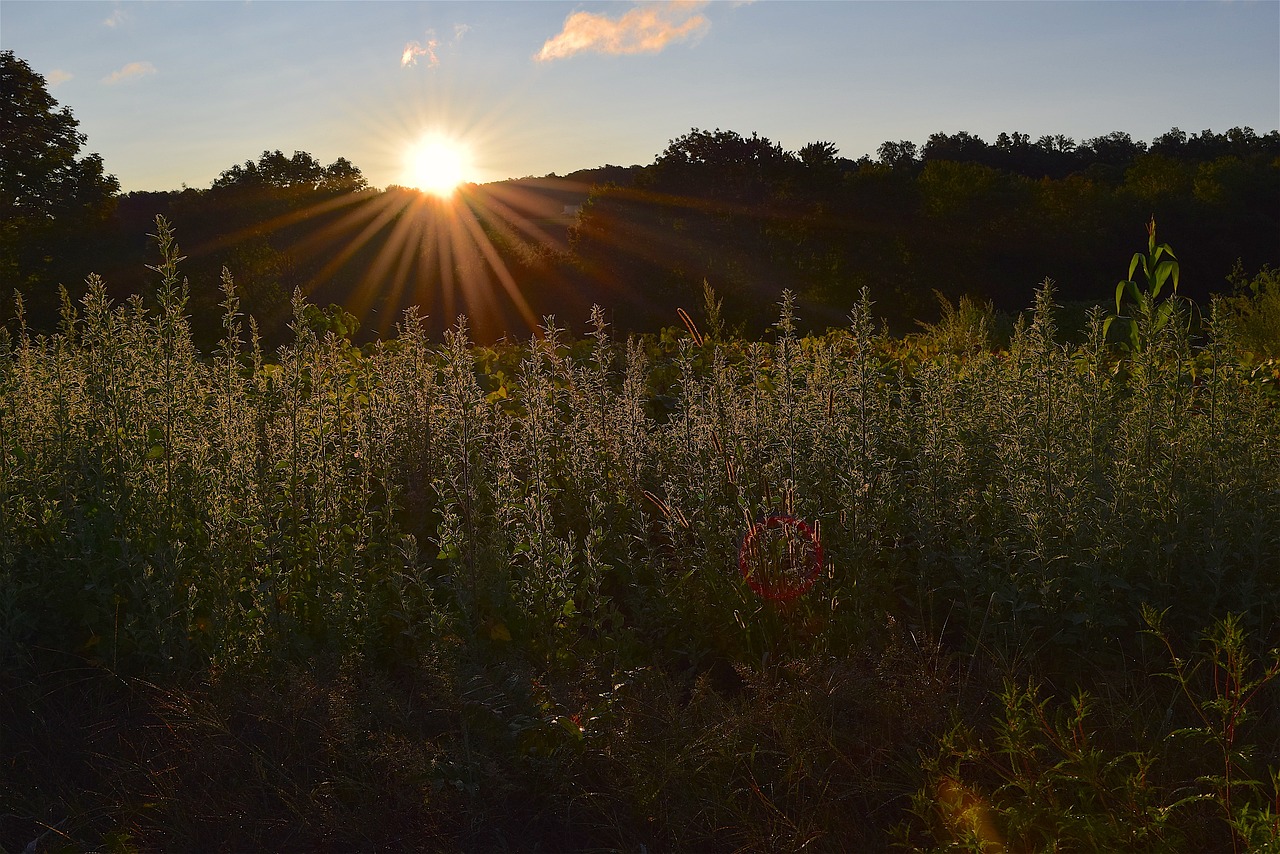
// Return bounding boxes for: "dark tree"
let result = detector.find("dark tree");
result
[211,150,367,194]
[649,128,797,204]
[876,140,920,170]
[1,51,119,305]
[799,141,839,168]
[1081,131,1147,169]
[0,51,118,221]
[320,157,368,193]
[1036,134,1077,154]
[1150,127,1189,157]
[921,131,990,164]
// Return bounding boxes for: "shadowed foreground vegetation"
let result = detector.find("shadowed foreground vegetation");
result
[2,221,1279,852]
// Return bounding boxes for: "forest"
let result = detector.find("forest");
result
[5,40,1278,346]
[3,49,1280,853]
[14,124,1280,346]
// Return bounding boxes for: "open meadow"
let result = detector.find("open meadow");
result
[2,219,1278,851]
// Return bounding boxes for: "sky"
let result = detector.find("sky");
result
[3,0,1278,193]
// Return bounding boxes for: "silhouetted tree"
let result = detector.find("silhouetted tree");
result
[1150,127,1190,158]
[1,50,119,314]
[320,157,368,193]
[1081,131,1147,169]
[211,150,366,194]
[649,128,798,205]
[876,140,920,170]
[1036,134,1077,154]
[921,131,990,164]
[799,141,839,168]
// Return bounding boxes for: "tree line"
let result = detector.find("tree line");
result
[3,50,1278,346]
[571,126,1279,334]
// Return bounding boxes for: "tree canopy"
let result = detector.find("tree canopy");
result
[573,125,1279,333]
[1,51,120,309]
[211,149,368,194]
[0,51,119,223]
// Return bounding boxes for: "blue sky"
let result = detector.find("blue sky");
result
[3,1,1278,192]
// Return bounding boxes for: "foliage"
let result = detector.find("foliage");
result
[895,681,1181,852]
[1215,263,1280,359]
[1145,607,1280,853]
[897,611,1280,852]
[1106,217,1181,351]
[572,127,1278,337]
[0,51,119,320]
[0,51,119,223]
[2,220,1279,850]
[211,149,368,193]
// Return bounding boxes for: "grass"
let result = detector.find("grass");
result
[1,217,1278,851]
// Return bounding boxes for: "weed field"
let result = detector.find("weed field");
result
[2,222,1279,851]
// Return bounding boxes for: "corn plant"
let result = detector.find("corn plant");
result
[1106,216,1181,352]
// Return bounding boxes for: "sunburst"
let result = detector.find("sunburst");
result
[404,134,472,198]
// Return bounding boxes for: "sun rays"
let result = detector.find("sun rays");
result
[236,177,584,340]
[187,103,744,344]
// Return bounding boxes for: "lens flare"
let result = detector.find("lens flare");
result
[738,515,823,601]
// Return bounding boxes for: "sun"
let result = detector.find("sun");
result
[405,134,472,198]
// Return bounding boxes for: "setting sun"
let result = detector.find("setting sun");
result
[405,135,472,198]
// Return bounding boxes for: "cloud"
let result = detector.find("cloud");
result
[536,1,710,62]
[403,25,470,68]
[401,32,440,68]
[47,69,74,88]
[103,8,126,28]
[102,61,156,85]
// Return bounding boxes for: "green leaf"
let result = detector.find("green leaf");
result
[1125,280,1142,308]
[1152,261,1175,299]
[1115,281,1129,313]
[1128,252,1143,283]
[561,598,577,617]
[146,444,165,460]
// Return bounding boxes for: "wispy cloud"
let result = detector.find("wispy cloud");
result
[536,1,710,62]
[103,8,126,28]
[102,61,156,85]
[47,69,74,88]
[402,25,470,68]
[402,32,440,68]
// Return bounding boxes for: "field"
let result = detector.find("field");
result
[2,221,1279,852]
